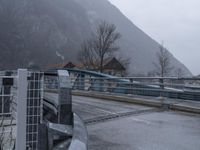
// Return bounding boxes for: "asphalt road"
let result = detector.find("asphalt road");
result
[73,96,151,121]
[72,96,200,150]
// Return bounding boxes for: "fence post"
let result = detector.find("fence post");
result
[16,69,28,150]
[58,70,73,126]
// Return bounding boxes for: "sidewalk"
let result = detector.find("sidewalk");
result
[72,90,200,114]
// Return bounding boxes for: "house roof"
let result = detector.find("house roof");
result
[64,62,76,68]
[103,57,125,71]
[48,61,76,69]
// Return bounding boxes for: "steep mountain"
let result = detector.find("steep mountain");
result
[0,0,192,76]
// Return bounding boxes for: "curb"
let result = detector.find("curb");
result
[171,104,200,114]
[72,91,200,114]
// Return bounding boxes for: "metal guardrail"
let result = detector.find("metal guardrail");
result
[68,76,200,101]
[41,70,88,150]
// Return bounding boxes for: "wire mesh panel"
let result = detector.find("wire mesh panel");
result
[0,70,44,150]
[0,71,17,150]
[26,71,43,150]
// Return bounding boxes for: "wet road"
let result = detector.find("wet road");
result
[73,96,151,121]
[72,96,200,150]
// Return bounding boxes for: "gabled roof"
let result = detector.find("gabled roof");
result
[63,62,76,68]
[103,57,125,71]
[48,61,76,69]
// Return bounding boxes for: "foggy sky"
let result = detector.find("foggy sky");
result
[109,0,200,75]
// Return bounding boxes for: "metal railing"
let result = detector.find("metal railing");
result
[69,76,200,101]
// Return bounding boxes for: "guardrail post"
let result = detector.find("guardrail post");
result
[16,69,28,150]
[58,70,73,126]
[76,74,85,90]
[159,78,164,90]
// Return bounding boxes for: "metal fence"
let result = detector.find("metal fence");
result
[0,69,44,150]
[70,76,200,101]
[0,71,17,150]
[1,69,89,150]
[26,71,44,150]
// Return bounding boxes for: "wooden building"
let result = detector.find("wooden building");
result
[103,57,126,77]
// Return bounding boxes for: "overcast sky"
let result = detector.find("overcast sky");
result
[109,0,200,75]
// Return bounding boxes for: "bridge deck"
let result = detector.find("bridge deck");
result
[73,96,151,121]
[72,96,200,150]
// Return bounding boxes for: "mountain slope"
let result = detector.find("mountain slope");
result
[0,0,192,76]
[74,0,191,76]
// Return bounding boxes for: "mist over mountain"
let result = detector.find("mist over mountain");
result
[0,0,192,76]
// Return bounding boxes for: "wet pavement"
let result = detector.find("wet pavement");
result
[72,96,200,150]
[72,96,151,120]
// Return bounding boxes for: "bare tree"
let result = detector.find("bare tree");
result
[153,43,173,77]
[78,40,98,70]
[78,21,121,72]
[175,68,184,78]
